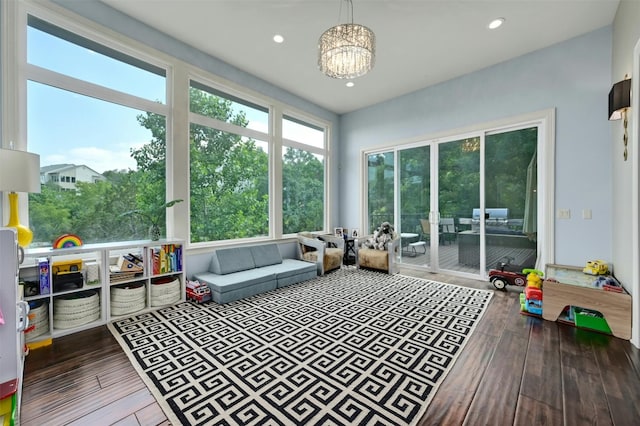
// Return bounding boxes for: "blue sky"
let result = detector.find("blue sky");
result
[27,24,323,175]
[28,26,165,174]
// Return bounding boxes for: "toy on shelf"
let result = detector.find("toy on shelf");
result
[583,260,608,275]
[593,275,623,293]
[519,269,544,316]
[53,233,83,249]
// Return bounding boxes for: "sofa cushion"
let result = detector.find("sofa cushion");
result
[262,258,316,278]
[250,243,283,267]
[209,247,255,275]
[194,269,276,293]
[261,259,317,288]
[193,270,277,304]
[302,251,318,262]
[358,248,389,271]
[276,268,316,288]
[213,280,277,304]
[324,247,343,273]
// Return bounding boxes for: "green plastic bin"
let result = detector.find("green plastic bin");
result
[573,307,612,334]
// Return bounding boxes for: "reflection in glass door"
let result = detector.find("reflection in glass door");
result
[484,128,538,271]
[366,152,395,234]
[398,146,430,267]
[437,138,481,274]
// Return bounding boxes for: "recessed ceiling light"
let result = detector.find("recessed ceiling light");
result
[488,18,505,30]
[346,81,355,87]
[273,34,284,43]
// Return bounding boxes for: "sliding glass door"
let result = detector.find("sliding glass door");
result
[437,137,481,274]
[399,146,431,267]
[484,128,538,271]
[366,152,395,234]
[364,124,539,279]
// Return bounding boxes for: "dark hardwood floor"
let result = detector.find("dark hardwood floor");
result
[20,268,640,426]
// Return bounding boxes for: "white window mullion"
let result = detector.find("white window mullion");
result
[282,138,325,156]
[2,0,24,149]
[26,63,168,116]
[188,111,268,142]
[272,106,283,239]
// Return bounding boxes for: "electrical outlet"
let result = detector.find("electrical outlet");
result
[557,209,571,219]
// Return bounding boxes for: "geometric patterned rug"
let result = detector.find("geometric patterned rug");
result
[108,268,493,425]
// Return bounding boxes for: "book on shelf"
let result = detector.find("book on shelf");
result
[116,254,143,272]
[149,244,182,275]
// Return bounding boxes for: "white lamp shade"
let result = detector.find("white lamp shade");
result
[0,148,41,193]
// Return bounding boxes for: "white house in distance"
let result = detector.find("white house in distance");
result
[40,164,106,191]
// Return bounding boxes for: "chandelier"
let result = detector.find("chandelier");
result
[318,0,375,79]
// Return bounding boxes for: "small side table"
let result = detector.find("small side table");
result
[343,237,357,265]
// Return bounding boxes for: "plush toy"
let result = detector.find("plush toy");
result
[364,221,397,250]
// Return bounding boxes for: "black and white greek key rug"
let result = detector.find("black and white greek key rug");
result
[108,268,493,426]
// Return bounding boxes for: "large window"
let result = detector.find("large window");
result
[282,115,326,234]
[188,81,270,243]
[11,6,331,248]
[26,14,169,246]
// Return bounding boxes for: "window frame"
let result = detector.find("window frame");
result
[281,110,329,236]
[3,0,333,249]
[361,109,555,279]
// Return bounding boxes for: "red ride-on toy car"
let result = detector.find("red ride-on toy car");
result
[489,268,527,290]
[488,256,529,290]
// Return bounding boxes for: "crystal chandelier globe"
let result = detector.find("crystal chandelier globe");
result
[318,1,375,79]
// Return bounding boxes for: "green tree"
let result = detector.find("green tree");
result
[125,112,168,238]
[187,88,269,242]
[400,146,430,233]
[367,152,395,233]
[29,86,326,246]
[29,183,74,245]
[282,148,324,233]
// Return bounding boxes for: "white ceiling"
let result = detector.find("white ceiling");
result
[101,0,619,115]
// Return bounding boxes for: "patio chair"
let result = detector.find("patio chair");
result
[419,219,431,242]
[440,217,457,245]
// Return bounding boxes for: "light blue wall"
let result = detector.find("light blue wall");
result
[340,27,613,267]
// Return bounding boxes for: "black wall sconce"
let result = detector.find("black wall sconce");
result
[609,77,632,161]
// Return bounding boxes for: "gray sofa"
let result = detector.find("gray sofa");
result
[192,243,317,304]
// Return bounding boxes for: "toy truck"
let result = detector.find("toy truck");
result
[583,260,608,275]
[186,280,211,303]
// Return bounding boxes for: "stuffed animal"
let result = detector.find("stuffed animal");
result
[364,221,397,250]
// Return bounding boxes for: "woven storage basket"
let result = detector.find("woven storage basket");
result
[26,300,49,341]
[110,281,146,316]
[53,290,100,330]
[150,277,181,306]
